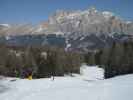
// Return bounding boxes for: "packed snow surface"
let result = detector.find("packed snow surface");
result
[0,65,133,100]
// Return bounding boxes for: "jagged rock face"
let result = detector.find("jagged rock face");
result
[44,7,133,36]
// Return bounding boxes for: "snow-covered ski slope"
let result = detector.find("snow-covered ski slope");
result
[0,65,133,100]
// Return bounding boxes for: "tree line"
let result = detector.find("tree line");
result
[85,40,133,78]
[0,44,83,78]
[1,40,133,79]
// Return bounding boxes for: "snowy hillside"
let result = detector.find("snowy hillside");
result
[0,65,133,100]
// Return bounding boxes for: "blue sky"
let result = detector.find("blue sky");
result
[0,0,133,24]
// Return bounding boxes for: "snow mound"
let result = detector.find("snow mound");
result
[72,65,104,81]
[80,65,104,80]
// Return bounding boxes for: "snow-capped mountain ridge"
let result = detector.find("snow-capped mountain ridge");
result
[0,24,10,27]
[0,7,133,36]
